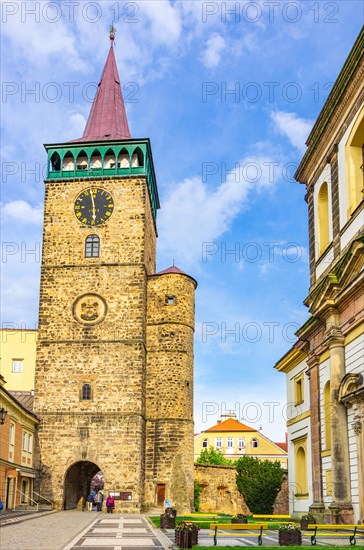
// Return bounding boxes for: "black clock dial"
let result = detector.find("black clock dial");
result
[74,187,114,226]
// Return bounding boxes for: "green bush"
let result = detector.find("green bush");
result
[194,481,202,511]
[236,456,284,514]
[196,446,234,465]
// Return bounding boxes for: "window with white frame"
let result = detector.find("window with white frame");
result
[10,422,15,446]
[12,359,23,373]
[215,438,222,449]
[227,437,233,448]
[22,431,27,451]
[251,438,259,448]
[202,438,208,448]
[238,438,245,449]
[27,433,33,453]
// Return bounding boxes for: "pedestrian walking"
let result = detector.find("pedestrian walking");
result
[86,493,94,511]
[95,490,103,512]
[106,493,115,514]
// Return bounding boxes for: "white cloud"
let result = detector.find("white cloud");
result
[158,154,279,267]
[201,33,226,68]
[271,111,313,153]
[141,1,182,45]
[1,200,43,225]
[65,112,87,141]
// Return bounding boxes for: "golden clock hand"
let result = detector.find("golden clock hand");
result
[90,190,96,221]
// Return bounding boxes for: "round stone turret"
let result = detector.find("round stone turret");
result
[145,266,197,512]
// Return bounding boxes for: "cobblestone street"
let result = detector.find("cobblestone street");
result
[1,511,363,550]
[0,512,172,550]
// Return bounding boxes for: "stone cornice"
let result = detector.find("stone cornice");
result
[295,28,364,185]
[304,233,364,314]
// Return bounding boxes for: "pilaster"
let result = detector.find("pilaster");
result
[324,310,354,522]
[306,353,324,512]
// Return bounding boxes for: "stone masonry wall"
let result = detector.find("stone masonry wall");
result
[194,464,288,515]
[194,464,249,515]
[145,273,196,513]
[34,175,156,511]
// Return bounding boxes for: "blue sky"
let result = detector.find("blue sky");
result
[1,1,362,440]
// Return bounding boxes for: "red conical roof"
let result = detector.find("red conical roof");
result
[156,266,188,276]
[71,43,131,143]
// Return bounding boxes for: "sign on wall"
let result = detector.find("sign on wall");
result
[109,492,132,501]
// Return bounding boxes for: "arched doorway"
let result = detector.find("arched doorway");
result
[63,461,103,510]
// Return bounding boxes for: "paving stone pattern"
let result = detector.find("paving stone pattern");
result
[64,515,169,550]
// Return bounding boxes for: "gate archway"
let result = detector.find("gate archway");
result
[63,461,102,510]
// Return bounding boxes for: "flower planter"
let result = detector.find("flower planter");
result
[231,518,248,524]
[178,530,193,549]
[278,530,302,546]
[160,515,176,529]
[175,530,198,546]
[300,519,315,529]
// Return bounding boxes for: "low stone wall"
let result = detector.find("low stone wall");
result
[273,472,288,515]
[194,464,249,515]
[194,464,288,515]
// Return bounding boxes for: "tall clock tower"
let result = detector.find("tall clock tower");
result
[34,31,196,512]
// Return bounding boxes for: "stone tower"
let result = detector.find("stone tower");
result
[34,32,196,513]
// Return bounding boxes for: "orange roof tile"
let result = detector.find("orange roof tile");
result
[205,418,256,433]
[275,442,288,452]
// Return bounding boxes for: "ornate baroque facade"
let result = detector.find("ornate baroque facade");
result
[33,35,196,512]
[275,29,363,523]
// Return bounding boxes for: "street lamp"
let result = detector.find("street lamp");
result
[0,407,8,425]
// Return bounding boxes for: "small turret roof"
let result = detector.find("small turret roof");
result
[71,37,130,143]
[156,266,188,275]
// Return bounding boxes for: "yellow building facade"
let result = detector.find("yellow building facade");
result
[275,28,364,524]
[194,416,288,468]
[0,330,37,392]
[0,375,39,510]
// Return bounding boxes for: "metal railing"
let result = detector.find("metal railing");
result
[15,489,38,511]
[32,490,54,510]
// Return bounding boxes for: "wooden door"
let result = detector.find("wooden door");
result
[156,484,165,506]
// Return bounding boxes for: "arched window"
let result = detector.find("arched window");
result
[324,381,331,451]
[85,235,100,258]
[295,445,308,494]
[251,438,259,448]
[345,108,364,216]
[62,151,75,171]
[132,147,144,167]
[317,181,330,255]
[104,148,116,169]
[76,150,88,171]
[202,438,208,448]
[90,149,102,170]
[81,384,92,400]
[118,147,130,168]
[50,152,61,171]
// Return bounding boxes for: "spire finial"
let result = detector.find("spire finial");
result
[109,24,116,43]
[173,259,175,266]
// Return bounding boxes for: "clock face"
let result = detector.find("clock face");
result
[74,187,114,226]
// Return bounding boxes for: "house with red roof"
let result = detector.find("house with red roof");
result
[194,414,288,468]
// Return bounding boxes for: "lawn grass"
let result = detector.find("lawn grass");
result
[194,547,355,550]
[149,515,298,530]
[149,515,228,529]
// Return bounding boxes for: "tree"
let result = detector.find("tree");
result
[236,456,284,514]
[196,446,234,466]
